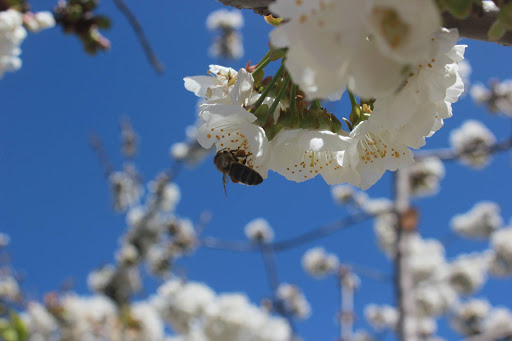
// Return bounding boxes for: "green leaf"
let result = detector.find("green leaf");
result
[445,0,473,18]
[498,2,512,30]
[488,20,507,40]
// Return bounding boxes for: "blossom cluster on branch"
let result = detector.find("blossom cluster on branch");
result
[185,0,466,190]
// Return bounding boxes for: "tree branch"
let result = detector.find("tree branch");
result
[414,136,512,161]
[200,212,374,253]
[216,0,512,46]
[394,170,418,341]
[113,0,165,74]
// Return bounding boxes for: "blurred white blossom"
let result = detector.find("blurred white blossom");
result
[408,157,445,197]
[365,304,398,331]
[450,299,491,336]
[446,252,490,295]
[301,247,339,278]
[245,218,274,243]
[451,201,502,239]
[206,9,244,59]
[471,80,512,115]
[450,120,496,168]
[0,9,26,78]
[277,283,311,319]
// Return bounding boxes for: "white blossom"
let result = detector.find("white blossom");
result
[471,80,512,115]
[446,253,489,295]
[184,65,238,104]
[0,232,9,248]
[353,330,374,341]
[408,157,445,197]
[414,282,458,317]
[203,293,291,341]
[363,198,393,215]
[277,283,311,319]
[417,317,437,337]
[269,0,442,99]
[206,9,243,30]
[58,295,118,340]
[331,184,355,205]
[370,29,465,148]
[450,299,491,336]
[109,168,142,211]
[374,212,397,257]
[270,129,356,184]
[0,9,26,78]
[491,225,512,263]
[0,275,20,301]
[87,265,116,293]
[450,120,496,168]
[408,237,446,283]
[23,11,56,33]
[245,218,274,243]
[482,307,512,335]
[451,201,502,239]
[22,302,58,340]
[301,247,339,278]
[129,302,165,341]
[340,117,414,190]
[153,279,216,333]
[365,304,398,331]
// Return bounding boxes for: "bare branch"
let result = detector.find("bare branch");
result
[216,0,273,15]
[89,132,114,178]
[216,0,512,46]
[414,136,512,161]
[394,170,418,341]
[200,212,373,253]
[113,0,165,74]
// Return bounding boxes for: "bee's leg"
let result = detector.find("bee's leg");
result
[222,173,229,198]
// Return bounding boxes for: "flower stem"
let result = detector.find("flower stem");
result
[253,64,286,108]
[269,73,291,119]
[251,50,272,76]
[290,83,297,111]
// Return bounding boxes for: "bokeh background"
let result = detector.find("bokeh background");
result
[1,0,512,339]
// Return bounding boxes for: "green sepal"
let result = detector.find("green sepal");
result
[253,104,270,127]
[265,15,283,27]
[265,123,284,141]
[269,48,287,61]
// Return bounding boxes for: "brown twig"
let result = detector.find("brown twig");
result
[112,0,165,74]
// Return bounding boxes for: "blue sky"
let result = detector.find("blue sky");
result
[1,1,512,339]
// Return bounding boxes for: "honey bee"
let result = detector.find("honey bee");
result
[213,148,263,196]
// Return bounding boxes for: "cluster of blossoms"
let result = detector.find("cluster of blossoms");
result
[16,278,292,341]
[0,8,54,78]
[451,201,503,239]
[206,9,244,60]
[450,120,496,168]
[471,79,512,115]
[301,247,339,278]
[185,0,465,190]
[276,283,311,319]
